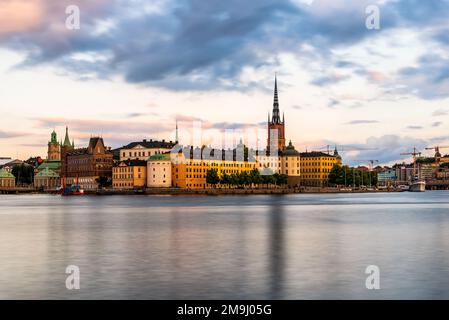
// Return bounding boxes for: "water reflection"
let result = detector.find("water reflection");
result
[268,196,285,299]
[1,193,449,299]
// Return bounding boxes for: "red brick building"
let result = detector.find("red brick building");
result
[61,137,113,189]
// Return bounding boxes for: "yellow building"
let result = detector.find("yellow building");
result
[112,159,147,189]
[171,148,258,189]
[256,141,301,186]
[300,151,340,187]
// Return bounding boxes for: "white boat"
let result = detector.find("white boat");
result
[409,180,426,192]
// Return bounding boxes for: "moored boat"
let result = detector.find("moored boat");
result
[409,180,426,192]
[61,185,85,196]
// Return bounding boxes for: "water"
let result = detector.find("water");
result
[1,192,449,299]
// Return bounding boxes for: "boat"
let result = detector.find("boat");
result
[61,185,85,196]
[409,180,426,192]
[400,147,426,192]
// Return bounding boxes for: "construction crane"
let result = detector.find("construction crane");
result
[425,145,449,158]
[315,145,378,155]
[400,147,421,178]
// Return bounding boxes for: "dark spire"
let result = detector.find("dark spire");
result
[175,119,179,143]
[271,74,281,124]
[63,126,71,147]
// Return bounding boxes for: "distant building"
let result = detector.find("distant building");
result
[0,159,23,172]
[256,77,302,187]
[418,163,435,181]
[0,157,12,168]
[378,168,397,186]
[0,168,15,188]
[299,152,339,187]
[395,165,414,184]
[147,154,172,188]
[112,159,147,189]
[267,75,286,153]
[62,137,113,190]
[34,168,60,189]
[48,130,61,161]
[119,139,176,161]
[172,146,258,189]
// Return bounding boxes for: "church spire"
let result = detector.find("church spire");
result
[175,120,179,143]
[271,74,281,124]
[63,126,71,147]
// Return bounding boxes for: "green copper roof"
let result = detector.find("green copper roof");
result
[63,126,73,147]
[0,168,15,179]
[36,167,59,178]
[49,130,58,144]
[38,160,61,170]
[148,153,170,161]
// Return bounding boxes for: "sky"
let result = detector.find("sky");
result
[1,0,449,165]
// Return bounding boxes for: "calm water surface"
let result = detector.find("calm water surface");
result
[1,192,449,299]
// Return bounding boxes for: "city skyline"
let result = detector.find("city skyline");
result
[1,0,449,165]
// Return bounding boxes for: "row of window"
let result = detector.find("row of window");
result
[301,168,332,173]
[122,150,164,157]
[302,162,335,167]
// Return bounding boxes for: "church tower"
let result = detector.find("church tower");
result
[267,75,286,153]
[47,130,61,161]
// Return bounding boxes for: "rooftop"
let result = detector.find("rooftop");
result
[121,139,176,150]
[300,152,337,158]
[0,168,15,179]
[35,168,59,178]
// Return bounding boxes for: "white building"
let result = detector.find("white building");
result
[147,154,172,187]
[120,139,176,161]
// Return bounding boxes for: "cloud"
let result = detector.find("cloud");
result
[407,125,423,130]
[1,0,438,92]
[432,109,448,116]
[35,117,173,136]
[432,121,442,127]
[346,120,379,125]
[397,54,449,99]
[344,134,428,165]
[0,130,28,138]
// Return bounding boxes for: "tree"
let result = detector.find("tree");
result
[249,169,261,186]
[96,176,112,189]
[220,173,230,186]
[277,174,288,186]
[206,169,220,187]
[12,164,34,186]
[238,171,250,187]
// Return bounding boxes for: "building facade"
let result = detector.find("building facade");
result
[172,147,258,189]
[147,154,172,187]
[119,139,176,161]
[299,152,339,187]
[62,137,113,189]
[378,168,397,186]
[47,130,61,161]
[112,159,147,189]
[0,168,15,188]
[267,76,286,153]
[34,168,60,189]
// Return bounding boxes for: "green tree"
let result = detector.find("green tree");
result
[96,176,112,189]
[12,164,34,186]
[206,169,220,186]
[249,169,261,187]
[220,172,230,186]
